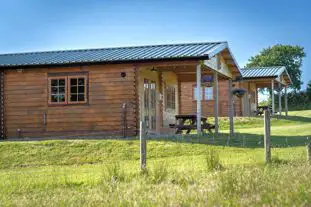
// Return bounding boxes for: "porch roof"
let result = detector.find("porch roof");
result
[0,42,239,70]
[241,66,292,85]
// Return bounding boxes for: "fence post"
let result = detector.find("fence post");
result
[140,121,147,171]
[307,143,311,162]
[264,108,271,163]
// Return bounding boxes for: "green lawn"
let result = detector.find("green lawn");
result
[0,110,311,206]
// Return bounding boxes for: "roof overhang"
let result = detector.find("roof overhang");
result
[241,66,292,86]
[203,42,241,79]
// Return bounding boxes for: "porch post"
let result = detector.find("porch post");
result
[285,85,288,117]
[156,72,163,133]
[278,82,282,116]
[214,71,219,135]
[228,79,234,137]
[196,64,202,134]
[271,80,275,115]
[255,85,258,107]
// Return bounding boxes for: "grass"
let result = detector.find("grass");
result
[0,110,311,206]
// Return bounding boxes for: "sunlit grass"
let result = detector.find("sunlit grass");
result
[0,110,311,206]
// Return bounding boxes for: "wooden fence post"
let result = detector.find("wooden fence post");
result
[307,143,311,162]
[264,108,271,163]
[140,121,147,171]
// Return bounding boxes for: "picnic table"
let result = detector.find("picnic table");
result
[254,106,272,116]
[169,115,215,134]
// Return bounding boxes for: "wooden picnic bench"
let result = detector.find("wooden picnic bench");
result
[254,106,273,116]
[169,115,215,134]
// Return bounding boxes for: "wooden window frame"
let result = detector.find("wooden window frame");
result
[48,76,68,105]
[203,86,214,101]
[67,75,88,104]
[192,84,214,101]
[165,85,176,110]
[48,73,88,106]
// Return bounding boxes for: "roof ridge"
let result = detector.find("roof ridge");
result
[0,41,227,57]
[242,66,285,70]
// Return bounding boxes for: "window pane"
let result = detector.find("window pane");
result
[58,94,65,102]
[70,94,78,102]
[204,87,213,100]
[59,86,65,93]
[59,79,66,86]
[51,95,58,102]
[71,78,77,85]
[51,86,58,93]
[70,86,77,93]
[78,94,85,101]
[51,80,58,87]
[78,78,85,85]
[78,86,85,93]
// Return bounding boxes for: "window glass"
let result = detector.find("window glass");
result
[166,85,176,110]
[50,78,66,103]
[204,87,213,100]
[48,74,87,105]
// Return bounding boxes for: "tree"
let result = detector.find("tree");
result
[246,44,306,90]
[307,81,311,100]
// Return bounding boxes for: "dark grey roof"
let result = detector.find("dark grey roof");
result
[0,42,228,68]
[241,66,286,78]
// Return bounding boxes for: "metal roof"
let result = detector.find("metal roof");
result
[241,66,286,78]
[0,42,229,68]
[241,66,292,85]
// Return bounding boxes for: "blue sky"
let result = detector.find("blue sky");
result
[1,0,310,89]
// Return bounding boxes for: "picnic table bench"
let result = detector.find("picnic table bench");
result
[169,115,215,134]
[254,106,273,116]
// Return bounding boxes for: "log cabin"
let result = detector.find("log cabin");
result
[0,41,241,139]
[180,66,292,118]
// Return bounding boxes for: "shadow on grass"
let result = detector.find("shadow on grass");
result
[278,115,311,123]
[147,132,311,149]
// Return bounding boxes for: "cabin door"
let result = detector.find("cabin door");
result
[143,79,156,131]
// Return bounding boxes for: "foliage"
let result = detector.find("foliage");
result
[307,80,311,100]
[246,44,306,90]
[275,90,311,110]
[258,99,271,106]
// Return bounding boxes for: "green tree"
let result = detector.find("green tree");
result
[246,44,306,90]
[307,81,311,100]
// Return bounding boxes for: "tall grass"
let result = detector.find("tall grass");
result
[205,148,222,171]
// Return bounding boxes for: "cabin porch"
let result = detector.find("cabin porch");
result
[136,50,239,136]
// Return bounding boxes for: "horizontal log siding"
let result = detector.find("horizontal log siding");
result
[4,65,137,138]
[180,80,242,117]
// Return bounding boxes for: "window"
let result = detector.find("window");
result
[166,86,176,110]
[48,74,87,105]
[193,86,200,101]
[204,87,213,100]
[193,85,214,101]
[49,78,67,103]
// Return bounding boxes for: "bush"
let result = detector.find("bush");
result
[275,90,311,110]
[205,148,222,172]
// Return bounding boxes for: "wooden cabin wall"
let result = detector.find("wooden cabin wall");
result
[4,65,137,138]
[179,80,242,117]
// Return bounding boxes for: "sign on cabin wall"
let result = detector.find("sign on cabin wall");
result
[202,75,213,87]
